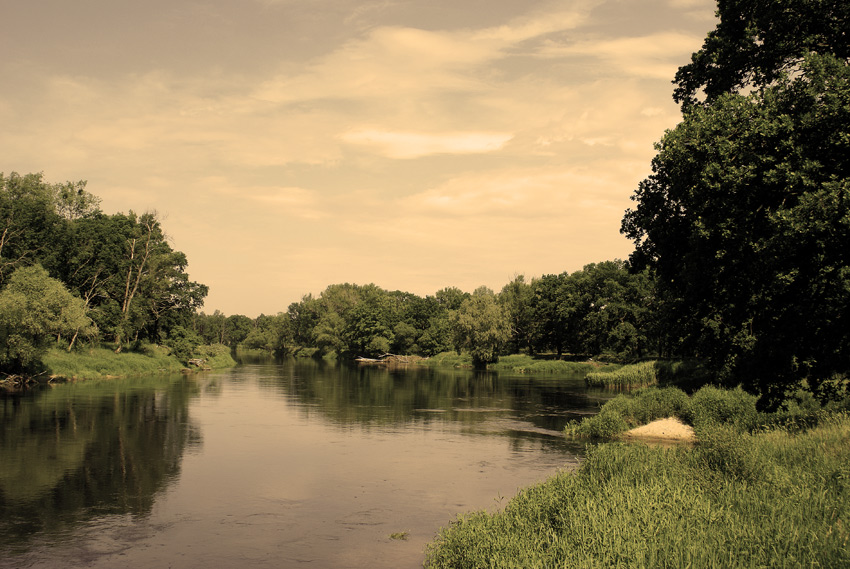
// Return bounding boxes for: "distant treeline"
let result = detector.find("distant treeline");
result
[192,261,655,367]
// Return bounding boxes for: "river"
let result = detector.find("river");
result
[0,359,609,568]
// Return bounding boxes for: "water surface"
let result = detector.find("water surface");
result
[0,360,608,568]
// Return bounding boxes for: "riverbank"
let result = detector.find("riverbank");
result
[36,343,236,381]
[425,386,850,568]
[414,352,621,375]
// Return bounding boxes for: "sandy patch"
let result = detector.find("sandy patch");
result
[622,417,695,442]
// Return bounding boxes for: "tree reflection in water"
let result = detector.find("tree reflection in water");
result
[0,376,201,551]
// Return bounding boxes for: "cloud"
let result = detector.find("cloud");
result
[340,129,512,158]
[473,4,596,43]
[537,31,704,79]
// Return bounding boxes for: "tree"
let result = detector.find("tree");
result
[449,286,510,367]
[0,265,94,372]
[499,275,536,354]
[673,0,850,109]
[530,273,571,357]
[52,210,207,350]
[623,53,850,399]
[243,313,294,355]
[0,172,62,285]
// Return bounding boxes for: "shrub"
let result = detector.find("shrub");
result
[192,344,236,368]
[685,385,759,431]
[567,387,690,439]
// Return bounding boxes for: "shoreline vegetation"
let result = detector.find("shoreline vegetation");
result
[425,384,850,568]
[0,342,237,385]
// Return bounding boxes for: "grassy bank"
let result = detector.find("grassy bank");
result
[418,352,621,375]
[585,360,658,388]
[425,412,850,568]
[488,354,619,375]
[584,359,712,389]
[42,343,236,380]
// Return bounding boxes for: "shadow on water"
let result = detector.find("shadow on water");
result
[0,375,201,554]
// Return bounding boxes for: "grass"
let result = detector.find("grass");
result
[418,351,474,368]
[419,352,621,374]
[585,360,658,388]
[42,342,235,380]
[565,386,693,438]
[489,354,620,375]
[425,411,850,568]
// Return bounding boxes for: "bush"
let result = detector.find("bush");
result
[685,385,759,431]
[566,406,629,438]
[191,344,236,369]
[567,386,691,439]
[163,326,203,364]
[418,351,473,368]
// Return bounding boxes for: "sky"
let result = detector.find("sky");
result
[1,0,717,317]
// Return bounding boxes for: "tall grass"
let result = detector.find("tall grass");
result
[43,342,235,380]
[585,360,658,388]
[425,413,850,568]
[418,351,473,368]
[42,344,184,379]
[490,354,619,375]
[419,352,620,374]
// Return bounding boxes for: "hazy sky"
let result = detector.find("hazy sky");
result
[1,0,716,316]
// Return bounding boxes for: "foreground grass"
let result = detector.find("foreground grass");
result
[43,343,235,380]
[425,413,850,568]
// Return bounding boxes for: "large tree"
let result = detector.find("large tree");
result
[623,50,850,399]
[449,286,510,367]
[673,0,850,109]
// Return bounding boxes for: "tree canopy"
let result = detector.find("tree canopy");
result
[0,171,208,372]
[673,0,850,108]
[624,0,850,401]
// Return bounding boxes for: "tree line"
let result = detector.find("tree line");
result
[192,261,654,366]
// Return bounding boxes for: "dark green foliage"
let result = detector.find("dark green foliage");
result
[624,53,850,400]
[163,325,203,364]
[674,0,850,108]
[529,261,656,360]
[0,171,210,375]
[685,385,760,430]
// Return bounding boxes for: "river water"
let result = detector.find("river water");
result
[0,359,609,568]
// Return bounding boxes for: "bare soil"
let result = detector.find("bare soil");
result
[622,417,695,442]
